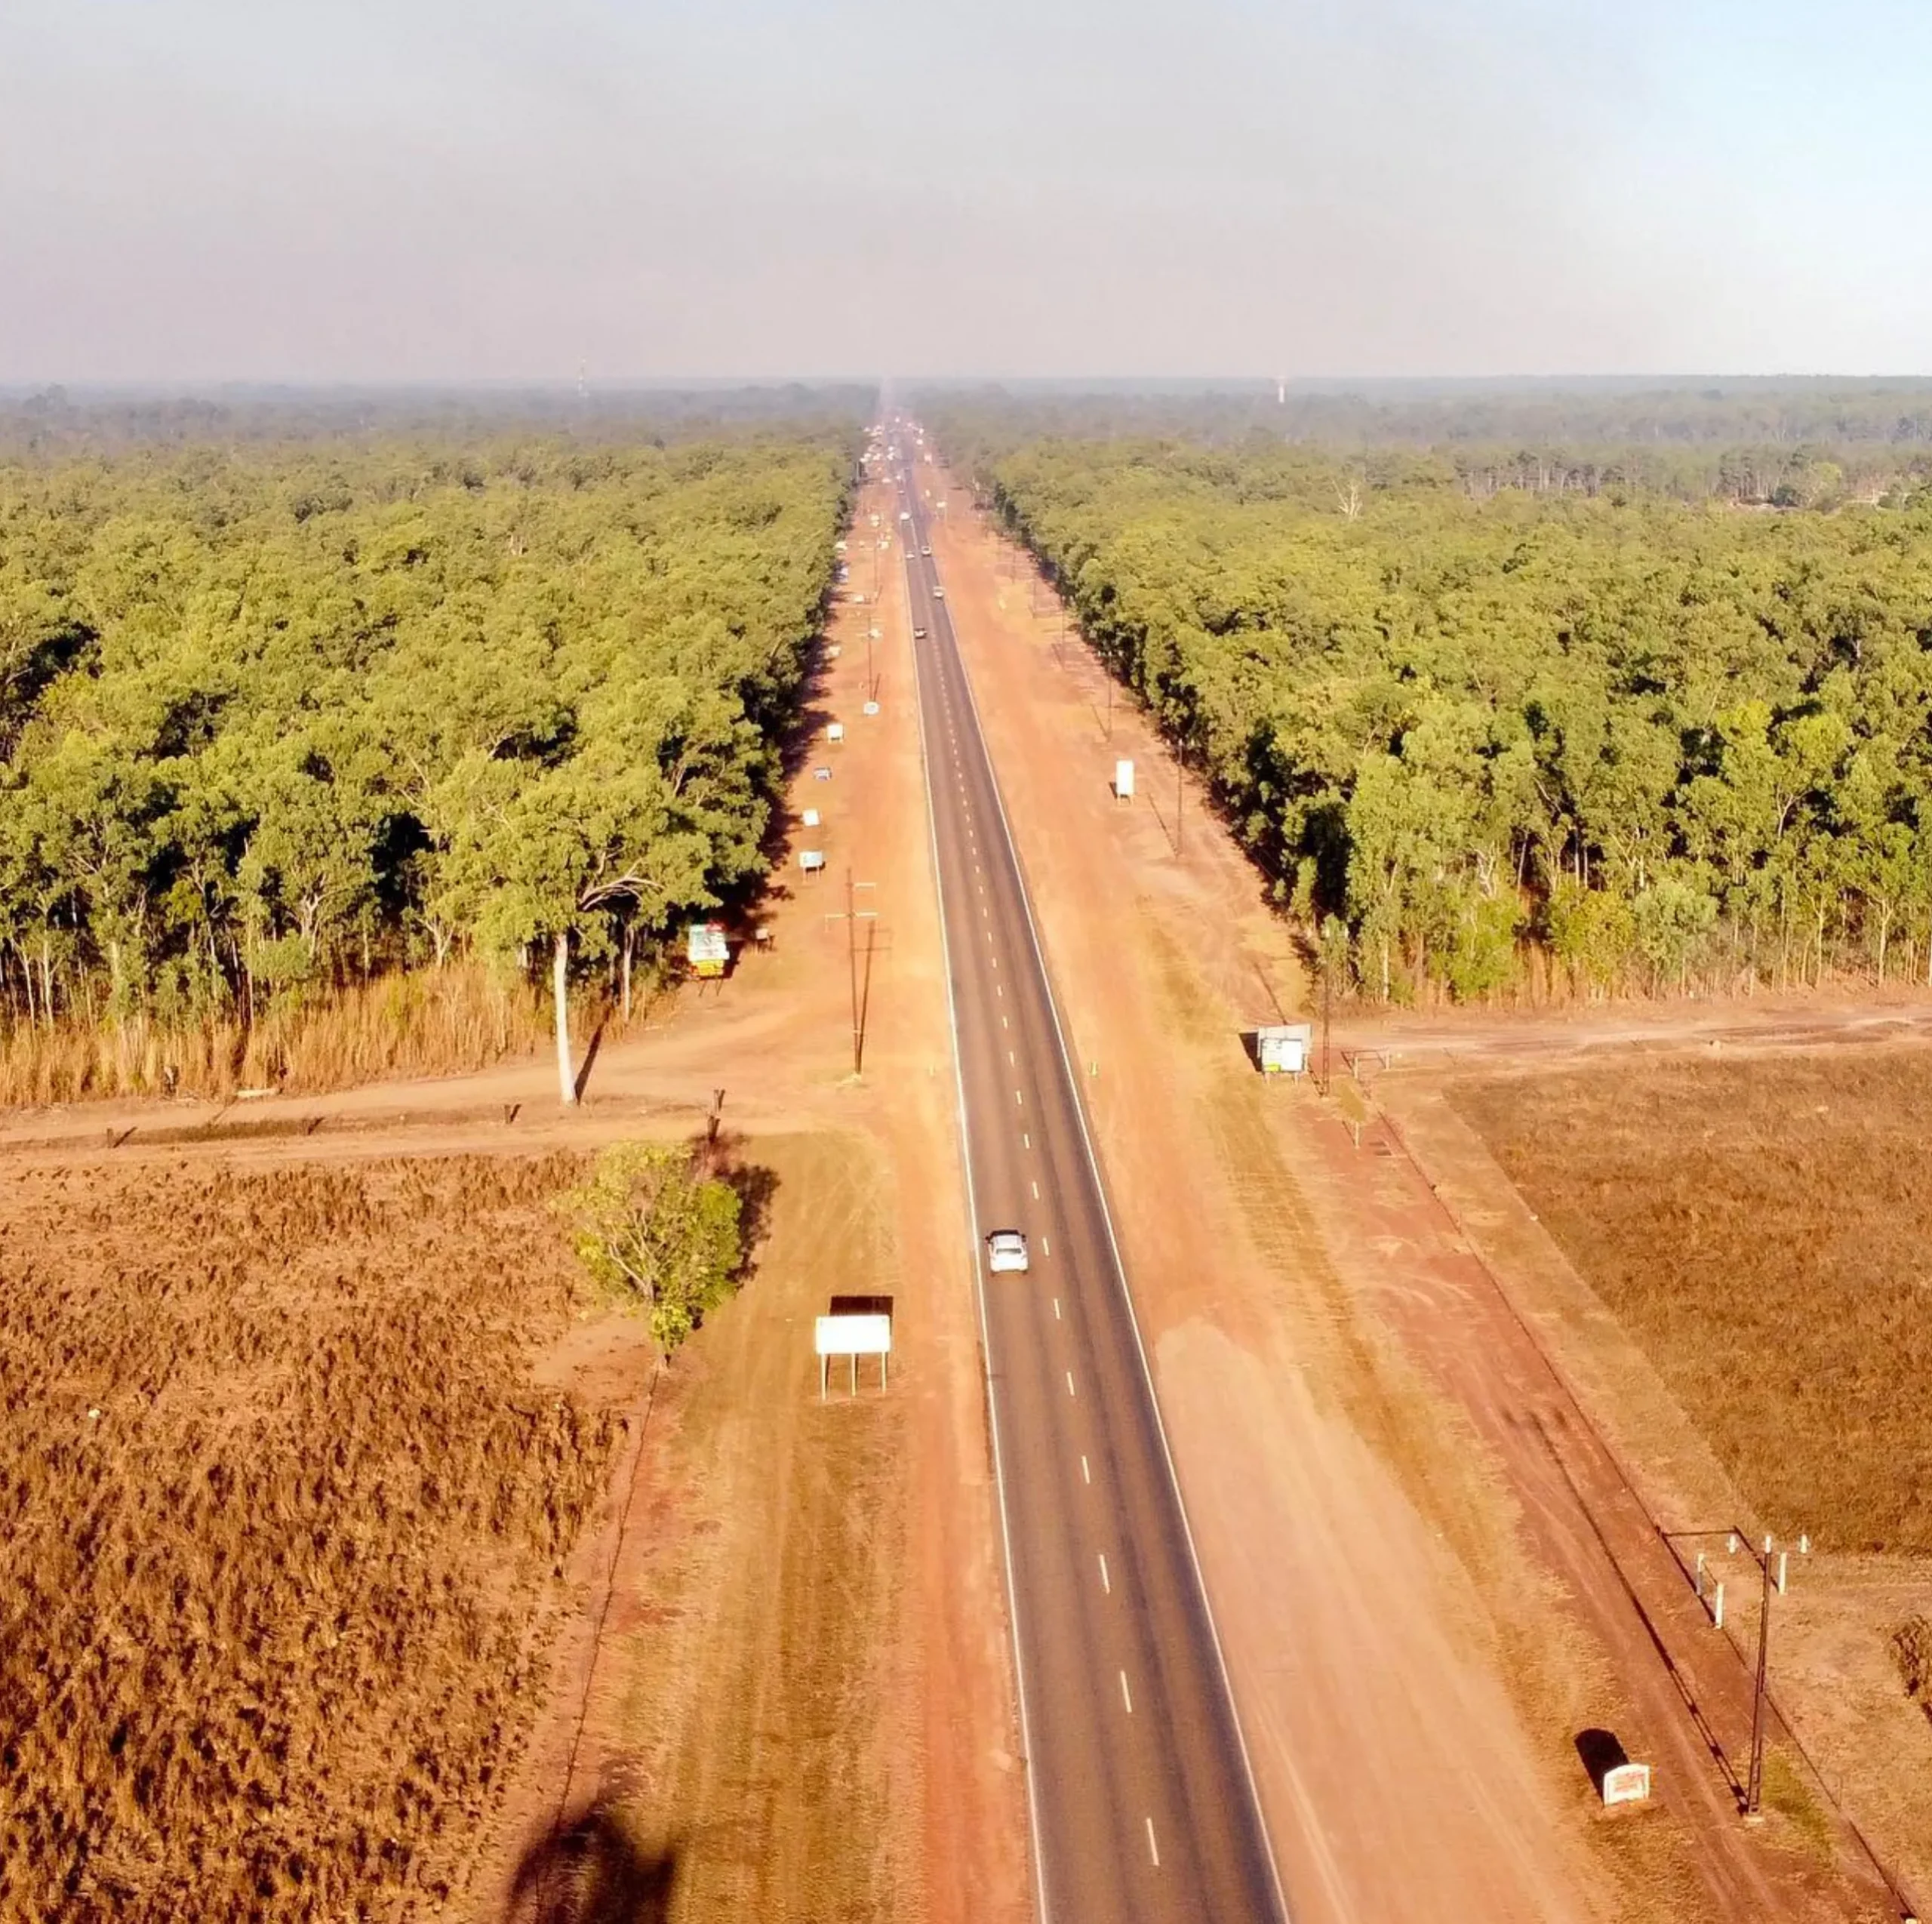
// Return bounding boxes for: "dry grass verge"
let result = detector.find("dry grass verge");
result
[537,1131,916,1924]
[0,963,651,1107]
[0,1153,630,1922]
[1452,1048,1932,1554]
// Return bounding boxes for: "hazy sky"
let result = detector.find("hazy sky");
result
[5,0,1930,382]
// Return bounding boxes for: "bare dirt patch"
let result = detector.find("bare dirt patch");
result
[1453,1048,1932,1553]
[0,1153,625,1923]
[1445,1048,1932,1915]
[482,1131,917,1924]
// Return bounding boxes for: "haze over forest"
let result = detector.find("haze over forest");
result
[6,0,1931,383]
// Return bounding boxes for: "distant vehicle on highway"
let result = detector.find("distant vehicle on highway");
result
[932,586,945,599]
[986,1230,1030,1274]
[921,545,932,556]
[899,510,911,521]
[913,625,927,639]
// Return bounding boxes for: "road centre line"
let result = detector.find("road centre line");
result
[1023,1132,1030,1148]
[1099,1553,1111,1594]
[1053,1298,1061,1320]
[1081,1455,1091,1484]
[1066,1371,1077,1397]
[923,536,1296,1924]
[1042,1236,1051,1255]
[902,517,1051,1924]
[1031,1179,1038,1198]
[1146,1818,1160,1867]
[1119,1671,1134,1714]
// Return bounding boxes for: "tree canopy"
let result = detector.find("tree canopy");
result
[940,417,1932,1000]
[555,1139,747,1357]
[0,430,854,1069]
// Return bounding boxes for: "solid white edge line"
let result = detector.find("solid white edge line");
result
[903,477,1056,1924]
[931,445,1294,1924]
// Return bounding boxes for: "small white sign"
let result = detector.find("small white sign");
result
[863,701,881,717]
[1257,1022,1315,1076]
[801,808,821,828]
[1601,1762,1651,1807]
[800,850,826,872]
[814,1313,891,1357]
[827,722,845,743]
[815,1311,892,1396]
[1114,759,1135,799]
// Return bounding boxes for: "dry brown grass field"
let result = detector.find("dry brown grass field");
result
[1453,1048,1932,1553]
[0,963,652,1107]
[0,1152,631,1922]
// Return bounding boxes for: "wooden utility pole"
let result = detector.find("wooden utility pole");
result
[828,872,878,1076]
[1745,1538,1775,1816]
[1321,951,1334,1098]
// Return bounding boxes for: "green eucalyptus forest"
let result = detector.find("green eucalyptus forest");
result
[934,394,1932,1002]
[0,419,854,1098]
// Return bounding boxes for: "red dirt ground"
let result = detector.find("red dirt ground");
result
[0,479,1030,1924]
[922,475,1903,1924]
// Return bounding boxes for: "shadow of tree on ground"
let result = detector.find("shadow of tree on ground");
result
[502,1805,678,1924]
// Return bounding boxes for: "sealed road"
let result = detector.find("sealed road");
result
[894,441,1285,1924]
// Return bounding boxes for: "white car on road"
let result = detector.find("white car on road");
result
[986,1230,1030,1274]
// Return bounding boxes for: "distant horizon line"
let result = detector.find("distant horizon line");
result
[8,372,1932,398]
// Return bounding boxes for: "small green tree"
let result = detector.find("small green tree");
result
[556,1140,745,1358]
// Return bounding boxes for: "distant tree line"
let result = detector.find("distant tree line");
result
[0,384,878,459]
[943,423,1932,1002]
[0,431,854,1090]
[924,383,1932,509]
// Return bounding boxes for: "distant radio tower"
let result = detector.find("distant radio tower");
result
[577,360,589,404]
[1275,375,1287,405]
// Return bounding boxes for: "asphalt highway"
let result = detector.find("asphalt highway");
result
[892,436,1287,1924]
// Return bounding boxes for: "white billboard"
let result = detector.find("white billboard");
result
[815,1313,891,1357]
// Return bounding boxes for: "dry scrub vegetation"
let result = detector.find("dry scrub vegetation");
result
[0,964,580,1107]
[1454,1048,1932,1553]
[0,1152,629,1922]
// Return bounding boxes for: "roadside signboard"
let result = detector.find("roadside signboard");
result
[815,1313,892,1396]
[684,922,730,979]
[1257,1023,1315,1076]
